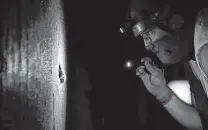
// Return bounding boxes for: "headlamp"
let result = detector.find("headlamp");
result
[120,19,155,37]
[120,26,128,34]
[132,20,155,37]
[119,2,165,36]
[119,20,135,34]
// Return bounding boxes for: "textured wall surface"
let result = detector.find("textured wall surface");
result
[0,0,67,130]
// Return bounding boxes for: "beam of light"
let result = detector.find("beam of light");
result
[168,80,192,105]
[120,28,124,33]
[51,1,67,130]
[125,60,133,69]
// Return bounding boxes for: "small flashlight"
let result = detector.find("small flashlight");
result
[125,60,133,69]
[120,26,129,34]
[120,28,124,33]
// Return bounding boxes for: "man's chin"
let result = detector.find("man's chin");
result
[159,58,181,66]
[161,61,172,65]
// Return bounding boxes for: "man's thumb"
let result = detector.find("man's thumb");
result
[136,66,145,76]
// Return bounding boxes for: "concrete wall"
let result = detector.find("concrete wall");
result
[0,0,67,130]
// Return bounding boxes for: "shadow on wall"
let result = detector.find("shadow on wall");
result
[68,63,94,130]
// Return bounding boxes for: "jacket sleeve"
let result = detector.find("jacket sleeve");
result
[184,61,208,130]
[194,8,208,130]
[197,103,208,130]
[197,44,208,130]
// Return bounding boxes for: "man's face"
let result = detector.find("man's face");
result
[133,26,189,65]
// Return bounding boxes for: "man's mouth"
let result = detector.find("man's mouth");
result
[165,48,177,58]
[152,49,159,54]
[155,48,177,61]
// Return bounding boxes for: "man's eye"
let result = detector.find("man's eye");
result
[147,30,154,36]
[144,37,149,41]
[143,35,149,41]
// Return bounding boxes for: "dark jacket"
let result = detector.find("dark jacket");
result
[184,61,208,130]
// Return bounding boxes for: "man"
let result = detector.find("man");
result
[122,0,208,129]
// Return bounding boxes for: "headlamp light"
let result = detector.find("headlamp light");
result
[119,20,135,34]
[120,26,128,34]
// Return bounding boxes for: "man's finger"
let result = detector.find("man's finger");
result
[141,57,155,73]
[141,57,162,75]
[136,66,150,81]
[144,59,159,75]
[136,66,146,76]
[136,67,151,89]
[141,57,151,63]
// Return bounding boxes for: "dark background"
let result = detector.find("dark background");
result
[66,0,202,129]
[0,0,202,129]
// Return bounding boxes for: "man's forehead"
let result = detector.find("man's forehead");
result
[130,10,142,22]
[130,10,137,18]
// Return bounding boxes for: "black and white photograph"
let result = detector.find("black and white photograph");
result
[0,0,208,130]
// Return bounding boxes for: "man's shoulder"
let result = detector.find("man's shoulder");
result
[195,8,208,26]
[194,8,208,54]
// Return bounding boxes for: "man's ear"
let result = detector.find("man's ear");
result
[168,14,184,30]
